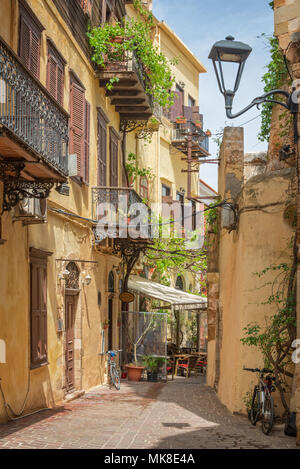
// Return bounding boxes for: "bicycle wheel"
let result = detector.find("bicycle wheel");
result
[110,363,121,390]
[261,393,274,435]
[250,387,260,425]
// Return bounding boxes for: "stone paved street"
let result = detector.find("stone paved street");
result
[0,376,297,449]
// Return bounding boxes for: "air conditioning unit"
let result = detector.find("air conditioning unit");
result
[12,197,47,225]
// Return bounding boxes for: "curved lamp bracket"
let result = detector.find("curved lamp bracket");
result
[224,89,297,119]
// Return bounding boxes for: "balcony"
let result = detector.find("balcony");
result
[0,35,69,208]
[96,51,153,122]
[92,187,151,244]
[171,121,210,157]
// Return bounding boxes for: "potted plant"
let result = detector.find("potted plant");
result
[195,120,202,128]
[125,362,145,381]
[176,116,187,124]
[142,355,166,382]
[103,319,110,330]
[125,312,159,382]
[205,129,212,137]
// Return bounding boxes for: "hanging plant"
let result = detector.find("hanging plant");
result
[87,19,176,108]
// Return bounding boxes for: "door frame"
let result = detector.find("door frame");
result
[64,288,82,393]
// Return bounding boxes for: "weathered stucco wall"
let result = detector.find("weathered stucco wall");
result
[207,127,295,415]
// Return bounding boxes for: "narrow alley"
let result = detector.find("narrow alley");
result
[0,377,295,450]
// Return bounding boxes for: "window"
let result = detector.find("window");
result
[109,128,119,187]
[30,248,52,368]
[188,95,195,107]
[108,271,115,292]
[191,200,197,231]
[162,184,171,198]
[140,176,149,200]
[176,191,185,228]
[175,275,184,291]
[46,40,66,106]
[69,73,89,184]
[97,109,108,186]
[18,0,44,79]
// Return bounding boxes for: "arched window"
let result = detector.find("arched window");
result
[108,271,114,292]
[140,176,149,199]
[65,262,80,290]
[175,275,184,291]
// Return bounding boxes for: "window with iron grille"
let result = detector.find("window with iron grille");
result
[18,0,44,79]
[46,40,66,106]
[69,73,90,184]
[29,248,52,369]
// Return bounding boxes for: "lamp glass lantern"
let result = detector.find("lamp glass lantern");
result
[208,36,252,97]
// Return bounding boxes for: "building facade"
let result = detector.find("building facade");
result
[0,0,209,422]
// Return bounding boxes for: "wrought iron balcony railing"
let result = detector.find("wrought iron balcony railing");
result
[0,36,69,177]
[172,121,209,154]
[92,186,151,242]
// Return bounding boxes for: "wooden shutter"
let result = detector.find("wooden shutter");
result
[97,110,107,186]
[18,2,43,79]
[19,16,31,69]
[30,249,51,368]
[46,42,65,106]
[169,90,182,122]
[70,79,85,179]
[110,129,119,187]
[83,99,90,184]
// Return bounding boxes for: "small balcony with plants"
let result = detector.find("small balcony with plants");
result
[87,8,175,123]
[171,120,210,158]
[0,36,69,211]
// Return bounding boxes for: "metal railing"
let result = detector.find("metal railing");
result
[104,49,154,111]
[92,186,151,240]
[0,36,69,176]
[172,121,209,153]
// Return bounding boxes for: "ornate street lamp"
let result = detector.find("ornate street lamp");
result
[209,36,298,119]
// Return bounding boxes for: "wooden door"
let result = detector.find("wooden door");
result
[65,295,75,390]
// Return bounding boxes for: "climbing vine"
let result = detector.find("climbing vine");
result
[87,15,176,107]
[258,33,289,142]
[125,152,155,183]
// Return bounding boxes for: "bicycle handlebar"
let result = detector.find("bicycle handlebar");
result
[243,367,273,374]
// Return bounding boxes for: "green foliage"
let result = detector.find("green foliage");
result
[258,34,289,142]
[205,199,220,233]
[243,390,253,413]
[87,17,175,107]
[142,355,166,372]
[185,316,198,346]
[126,152,154,183]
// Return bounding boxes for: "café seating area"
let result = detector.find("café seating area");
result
[166,344,207,379]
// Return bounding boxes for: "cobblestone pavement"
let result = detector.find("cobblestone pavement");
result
[0,376,297,449]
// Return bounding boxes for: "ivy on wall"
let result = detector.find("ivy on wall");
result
[258,33,289,142]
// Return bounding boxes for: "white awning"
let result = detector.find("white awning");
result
[128,275,207,311]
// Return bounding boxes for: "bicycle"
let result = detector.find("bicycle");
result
[104,350,122,390]
[243,367,276,435]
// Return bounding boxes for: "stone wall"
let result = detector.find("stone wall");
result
[274,0,300,446]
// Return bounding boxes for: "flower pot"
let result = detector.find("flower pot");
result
[205,130,212,137]
[110,36,125,44]
[147,371,158,382]
[125,365,144,382]
[103,325,109,330]
[195,123,202,128]
[176,118,187,124]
